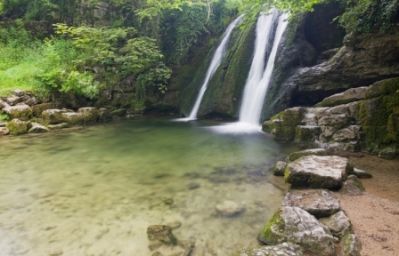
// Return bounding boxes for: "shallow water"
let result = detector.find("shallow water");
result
[0,118,290,256]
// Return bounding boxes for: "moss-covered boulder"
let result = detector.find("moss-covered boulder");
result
[32,103,56,117]
[6,119,30,135]
[270,161,287,176]
[259,207,336,256]
[263,107,305,142]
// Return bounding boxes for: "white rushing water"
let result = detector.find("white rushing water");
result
[176,15,243,122]
[211,10,289,133]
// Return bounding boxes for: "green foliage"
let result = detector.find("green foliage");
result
[339,0,399,33]
[0,113,10,121]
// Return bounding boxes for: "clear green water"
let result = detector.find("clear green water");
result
[0,118,289,256]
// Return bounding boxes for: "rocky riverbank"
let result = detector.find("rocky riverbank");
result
[0,90,131,136]
[240,149,373,256]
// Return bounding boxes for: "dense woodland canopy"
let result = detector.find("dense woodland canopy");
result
[0,0,398,115]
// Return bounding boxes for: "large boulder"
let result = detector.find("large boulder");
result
[42,109,67,124]
[78,107,99,122]
[6,119,30,135]
[282,189,341,218]
[3,104,32,121]
[60,112,84,124]
[241,242,303,256]
[260,207,336,256]
[284,155,351,190]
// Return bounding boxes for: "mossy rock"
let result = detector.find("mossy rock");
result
[366,77,399,99]
[259,210,286,245]
[263,107,305,142]
[6,119,30,135]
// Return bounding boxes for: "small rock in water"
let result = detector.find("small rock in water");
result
[187,182,200,190]
[283,189,341,218]
[147,225,177,245]
[270,161,287,176]
[162,198,174,205]
[166,221,182,230]
[215,200,245,217]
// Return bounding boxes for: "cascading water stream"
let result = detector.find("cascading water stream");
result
[211,10,288,133]
[175,15,243,122]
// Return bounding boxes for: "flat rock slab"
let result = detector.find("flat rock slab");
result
[285,155,351,190]
[241,242,303,256]
[283,189,341,218]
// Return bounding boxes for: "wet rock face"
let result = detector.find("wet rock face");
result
[260,207,336,256]
[283,189,340,218]
[241,242,303,256]
[284,155,351,190]
[263,77,399,157]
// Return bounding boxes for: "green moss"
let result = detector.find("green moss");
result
[263,108,304,142]
[6,119,29,135]
[260,209,285,245]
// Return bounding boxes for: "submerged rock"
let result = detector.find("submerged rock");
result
[6,119,29,135]
[283,189,340,218]
[147,225,177,245]
[215,200,245,217]
[28,122,49,133]
[48,123,69,130]
[270,161,287,176]
[320,211,351,238]
[284,155,351,190]
[341,175,365,196]
[260,207,335,256]
[241,242,303,256]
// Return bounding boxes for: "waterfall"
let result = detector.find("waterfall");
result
[211,10,288,133]
[176,15,243,122]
